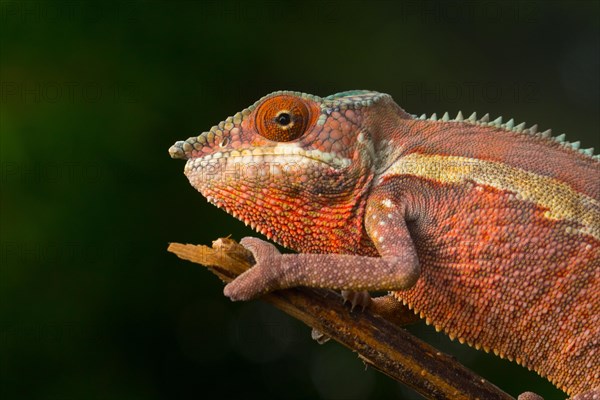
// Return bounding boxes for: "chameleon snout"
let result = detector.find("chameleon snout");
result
[169,141,189,160]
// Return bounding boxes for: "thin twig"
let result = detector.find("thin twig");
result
[167,238,515,400]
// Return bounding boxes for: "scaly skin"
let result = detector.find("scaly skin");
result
[169,90,599,398]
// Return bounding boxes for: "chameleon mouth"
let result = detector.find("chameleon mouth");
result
[202,148,350,169]
[171,142,351,170]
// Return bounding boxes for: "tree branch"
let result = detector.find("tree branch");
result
[167,238,515,400]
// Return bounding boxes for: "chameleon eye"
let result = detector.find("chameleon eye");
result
[276,112,291,126]
[255,95,318,142]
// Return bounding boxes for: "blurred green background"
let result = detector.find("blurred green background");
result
[1,1,598,399]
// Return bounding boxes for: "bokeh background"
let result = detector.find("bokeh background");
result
[1,1,598,399]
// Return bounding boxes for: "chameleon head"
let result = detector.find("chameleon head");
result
[168,90,394,249]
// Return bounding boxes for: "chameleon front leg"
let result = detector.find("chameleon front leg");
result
[223,190,421,301]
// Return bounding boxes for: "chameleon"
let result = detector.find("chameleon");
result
[169,90,599,399]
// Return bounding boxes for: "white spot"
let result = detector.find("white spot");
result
[382,199,393,208]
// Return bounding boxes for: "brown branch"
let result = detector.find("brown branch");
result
[167,238,515,400]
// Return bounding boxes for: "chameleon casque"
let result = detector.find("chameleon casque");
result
[169,90,599,399]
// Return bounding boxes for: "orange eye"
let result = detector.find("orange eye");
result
[255,95,318,142]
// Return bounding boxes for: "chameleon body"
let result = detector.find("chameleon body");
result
[169,90,599,398]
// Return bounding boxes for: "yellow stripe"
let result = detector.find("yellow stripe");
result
[384,154,600,240]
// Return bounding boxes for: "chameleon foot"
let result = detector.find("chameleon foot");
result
[341,290,372,311]
[223,237,284,301]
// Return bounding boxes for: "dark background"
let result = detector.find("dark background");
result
[1,1,598,399]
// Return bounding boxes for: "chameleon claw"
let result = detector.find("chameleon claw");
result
[341,290,372,311]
